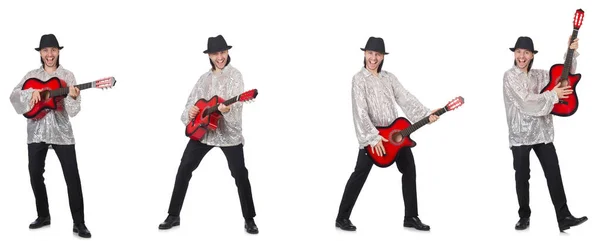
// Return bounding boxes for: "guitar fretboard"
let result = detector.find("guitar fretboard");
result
[202,96,239,117]
[399,108,447,137]
[49,82,94,98]
[561,29,579,81]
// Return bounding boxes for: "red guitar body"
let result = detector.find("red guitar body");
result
[541,64,581,116]
[185,96,225,141]
[370,117,417,168]
[22,77,66,120]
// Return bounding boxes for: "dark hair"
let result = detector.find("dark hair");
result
[513,58,533,72]
[364,57,384,73]
[40,56,60,68]
[210,55,231,70]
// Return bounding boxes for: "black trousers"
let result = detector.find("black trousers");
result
[28,143,85,224]
[337,147,418,220]
[511,142,571,221]
[167,140,256,219]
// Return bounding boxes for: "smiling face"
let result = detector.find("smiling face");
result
[209,50,229,71]
[514,48,534,72]
[364,50,384,73]
[40,47,59,69]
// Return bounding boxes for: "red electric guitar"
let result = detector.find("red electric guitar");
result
[185,89,258,141]
[22,76,116,120]
[367,96,464,167]
[540,9,584,117]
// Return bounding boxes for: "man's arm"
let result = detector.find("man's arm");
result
[9,73,36,115]
[64,72,81,117]
[389,73,431,123]
[504,71,558,117]
[220,70,244,132]
[352,76,381,147]
[181,76,206,126]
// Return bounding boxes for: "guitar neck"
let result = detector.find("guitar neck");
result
[561,28,579,80]
[49,82,94,98]
[204,95,239,115]
[399,107,447,137]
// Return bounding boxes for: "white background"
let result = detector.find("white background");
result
[0,0,598,240]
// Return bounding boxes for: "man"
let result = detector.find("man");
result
[503,36,588,232]
[335,36,439,232]
[158,35,259,234]
[9,34,91,238]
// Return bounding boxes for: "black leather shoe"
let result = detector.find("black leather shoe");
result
[335,218,356,231]
[515,217,530,230]
[158,215,180,230]
[559,215,588,232]
[244,219,259,234]
[73,223,91,238]
[404,216,430,231]
[29,216,51,229]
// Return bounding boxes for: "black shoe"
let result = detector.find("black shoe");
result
[335,218,356,231]
[158,215,180,230]
[244,219,259,234]
[29,216,51,229]
[559,215,588,232]
[515,217,530,230]
[73,223,91,238]
[403,216,430,231]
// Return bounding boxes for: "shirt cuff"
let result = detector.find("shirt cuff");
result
[368,135,382,147]
[546,90,559,104]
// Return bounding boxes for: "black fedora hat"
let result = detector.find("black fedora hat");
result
[360,36,388,55]
[509,36,538,54]
[203,35,232,54]
[35,34,63,51]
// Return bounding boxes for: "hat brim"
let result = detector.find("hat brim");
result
[509,47,537,54]
[203,46,232,54]
[35,46,64,51]
[361,48,388,55]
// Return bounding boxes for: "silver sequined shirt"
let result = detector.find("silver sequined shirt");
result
[181,65,244,146]
[352,67,431,148]
[502,52,578,148]
[9,66,81,145]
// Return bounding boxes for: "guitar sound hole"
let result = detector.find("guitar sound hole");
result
[390,131,403,144]
[41,90,50,101]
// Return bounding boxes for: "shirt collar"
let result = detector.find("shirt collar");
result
[361,67,387,78]
[512,65,522,73]
[512,65,531,77]
[210,64,232,76]
[39,65,63,74]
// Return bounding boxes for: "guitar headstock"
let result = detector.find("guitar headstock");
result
[445,96,464,111]
[94,77,117,89]
[238,89,258,103]
[573,9,584,29]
